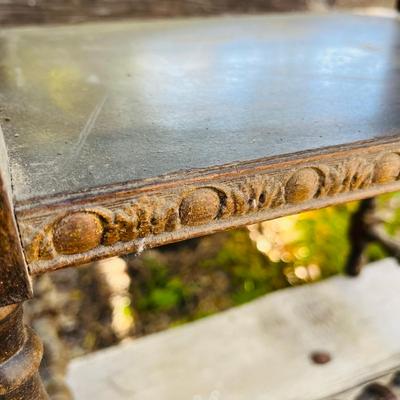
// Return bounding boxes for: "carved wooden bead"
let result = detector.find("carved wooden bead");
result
[180,188,220,226]
[53,212,103,255]
[285,168,320,204]
[373,153,400,184]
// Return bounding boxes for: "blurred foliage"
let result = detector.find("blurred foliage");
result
[126,192,400,336]
[43,192,400,356]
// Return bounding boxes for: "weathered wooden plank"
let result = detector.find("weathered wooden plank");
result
[0,128,32,306]
[67,258,400,400]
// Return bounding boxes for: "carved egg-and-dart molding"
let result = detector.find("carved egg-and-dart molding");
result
[21,150,400,273]
[52,212,104,255]
[284,168,320,204]
[179,188,221,226]
[373,153,400,184]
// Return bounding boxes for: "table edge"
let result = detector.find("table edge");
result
[15,136,400,274]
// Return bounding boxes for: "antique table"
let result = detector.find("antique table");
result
[1,12,400,399]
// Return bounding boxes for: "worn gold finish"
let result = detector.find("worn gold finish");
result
[53,212,103,255]
[180,189,221,226]
[373,153,400,184]
[19,149,400,274]
[285,168,320,204]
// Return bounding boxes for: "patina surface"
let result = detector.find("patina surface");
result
[0,11,399,400]
[0,13,399,272]
[20,143,400,273]
[1,14,400,203]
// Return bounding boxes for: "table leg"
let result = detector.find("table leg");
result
[0,303,49,400]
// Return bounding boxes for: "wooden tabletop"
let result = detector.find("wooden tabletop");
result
[1,12,400,273]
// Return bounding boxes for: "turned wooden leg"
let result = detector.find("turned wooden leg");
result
[0,303,49,400]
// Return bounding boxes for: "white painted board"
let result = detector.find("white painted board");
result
[68,258,400,400]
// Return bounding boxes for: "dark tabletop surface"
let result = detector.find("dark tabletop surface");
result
[1,13,400,203]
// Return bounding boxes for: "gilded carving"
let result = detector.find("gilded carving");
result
[52,212,103,255]
[223,176,284,215]
[337,158,374,192]
[180,188,221,226]
[373,153,400,184]
[285,168,320,204]
[24,151,400,266]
